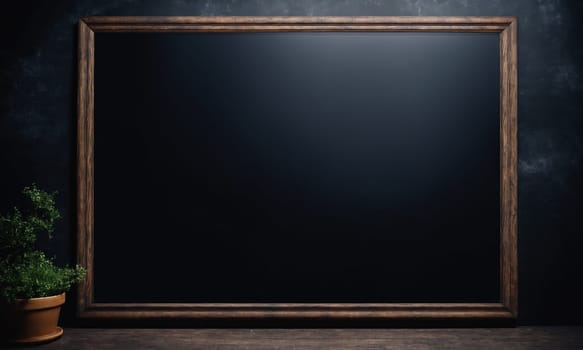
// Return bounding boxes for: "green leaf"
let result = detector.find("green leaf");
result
[0,184,86,302]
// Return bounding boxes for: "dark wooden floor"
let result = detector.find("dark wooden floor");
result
[3,327,582,349]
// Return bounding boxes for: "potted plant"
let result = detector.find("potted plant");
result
[0,184,85,344]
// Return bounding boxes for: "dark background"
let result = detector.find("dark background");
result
[0,0,581,325]
[93,32,500,304]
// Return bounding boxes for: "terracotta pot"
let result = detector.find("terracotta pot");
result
[1,293,65,344]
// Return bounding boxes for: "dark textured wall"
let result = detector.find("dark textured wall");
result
[0,0,581,325]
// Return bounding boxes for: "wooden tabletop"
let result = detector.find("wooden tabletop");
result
[4,327,582,349]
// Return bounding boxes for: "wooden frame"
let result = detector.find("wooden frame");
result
[77,16,517,322]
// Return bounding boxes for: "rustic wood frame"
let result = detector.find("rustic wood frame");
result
[77,16,517,322]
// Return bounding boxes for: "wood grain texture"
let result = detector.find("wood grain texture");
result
[499,17,519,318]
[78,303,513,320]
[81,16,517,24]
[81,25,510,32]
[82,16,514,32]
[76,16,518,323]
[77,19,94,317]
[4,328,583,350]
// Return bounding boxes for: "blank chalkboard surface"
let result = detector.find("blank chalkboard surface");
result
[78,17,518,322]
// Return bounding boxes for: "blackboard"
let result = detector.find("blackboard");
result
[77,17,517,322]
